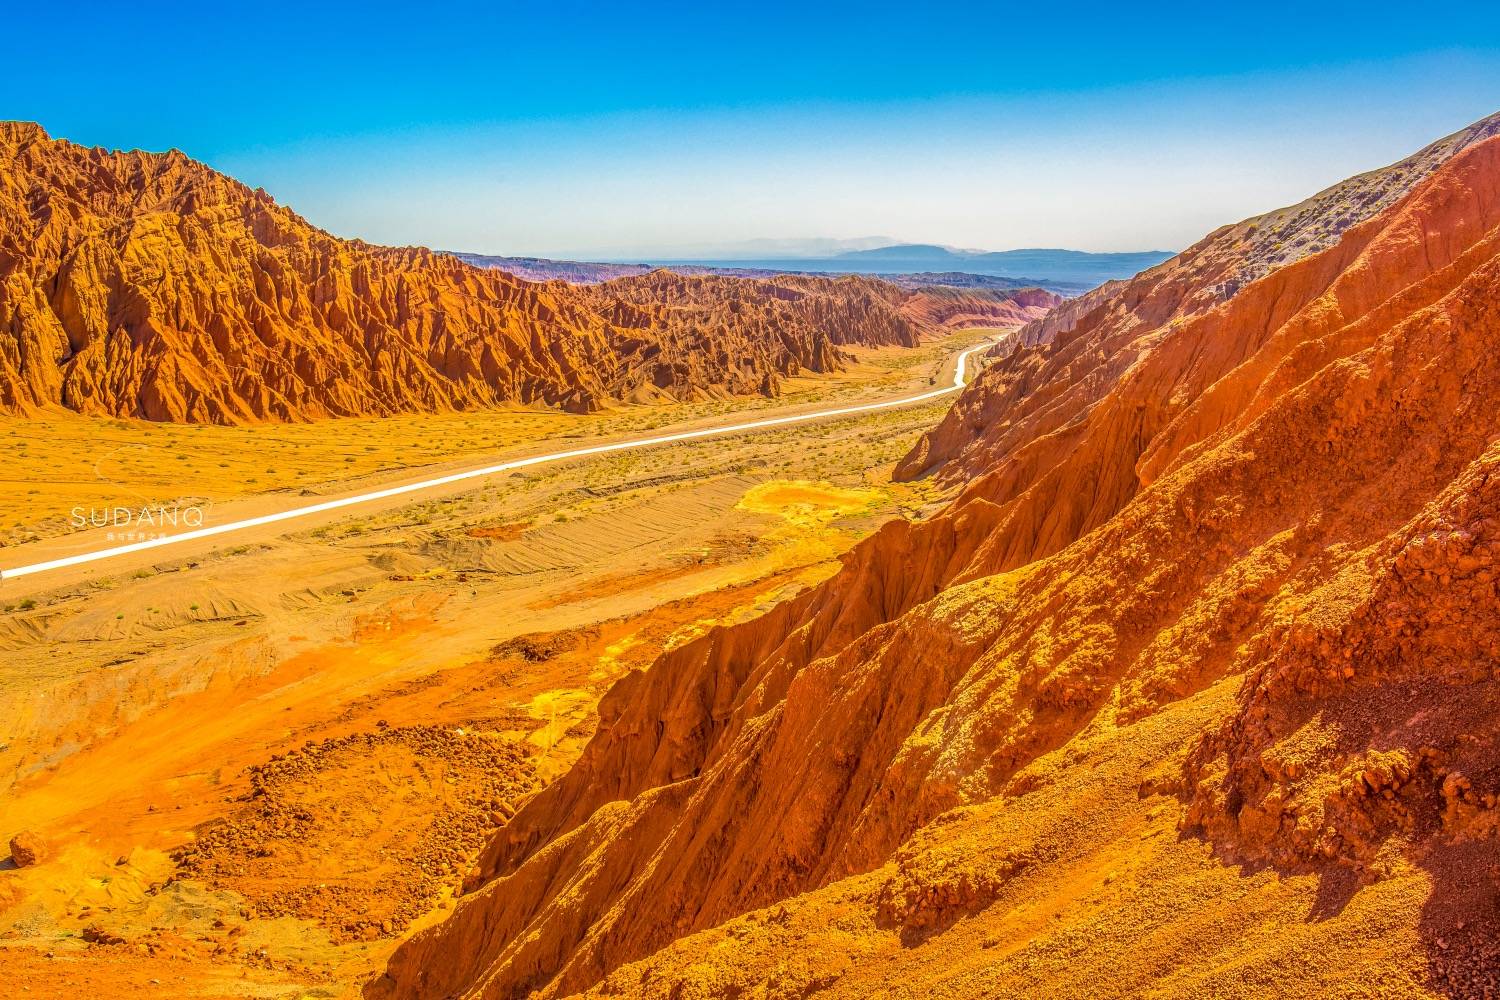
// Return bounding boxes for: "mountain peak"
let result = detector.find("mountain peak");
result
[0,120,51,146]
[0,131,1057,423]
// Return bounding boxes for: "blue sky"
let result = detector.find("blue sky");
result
[11,1,1500,255]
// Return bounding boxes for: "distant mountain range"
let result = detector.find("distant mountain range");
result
[457,244,1174,292]
[639,245,1174,288]
[451,253,1094,295]
[605,236,901,259]
[832,245,1175,283]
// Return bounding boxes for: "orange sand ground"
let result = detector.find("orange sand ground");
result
[1,333,982,997]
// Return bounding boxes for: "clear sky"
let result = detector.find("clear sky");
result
[11,1,1500,256]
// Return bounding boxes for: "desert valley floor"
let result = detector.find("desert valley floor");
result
[0,332,989,997]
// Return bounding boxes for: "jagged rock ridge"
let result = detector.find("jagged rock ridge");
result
[372,113,1500,998]
[0,122,1056,424]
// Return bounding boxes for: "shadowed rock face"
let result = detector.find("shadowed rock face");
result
[0,122,1056,424]
[372,114,1500,998]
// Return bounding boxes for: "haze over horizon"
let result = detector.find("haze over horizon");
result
[9,1,1500,258]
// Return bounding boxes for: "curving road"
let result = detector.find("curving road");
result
[0,339,995,582]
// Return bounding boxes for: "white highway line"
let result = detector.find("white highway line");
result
[1,340,994,581]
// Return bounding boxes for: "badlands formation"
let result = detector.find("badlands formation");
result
[0,121,1052,423]
[373,114,1500,997]
[1,109,1499,1000]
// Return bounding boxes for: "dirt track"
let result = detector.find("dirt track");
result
[0,333,991,598]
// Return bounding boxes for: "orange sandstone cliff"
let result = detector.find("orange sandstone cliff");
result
[373,113,1500,998]
[0,122,1055,423]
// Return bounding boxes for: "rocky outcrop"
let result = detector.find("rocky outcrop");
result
[0,122,1055,423]
[898,111,1500,482]
[6,830,47,867]
[892,285,1061,331]
[372,113,1500,998]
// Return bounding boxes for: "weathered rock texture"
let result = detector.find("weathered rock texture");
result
[0,122,1056,423]
[899,109,1500,481]
[372,112,1500,999]
[6,830,47,868]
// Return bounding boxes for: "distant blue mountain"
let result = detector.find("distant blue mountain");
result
[453,252,1092,295]
[837,243,960,260]
[636,244,1174,289]
[454,244,1174,293]
[829,246,1175,285]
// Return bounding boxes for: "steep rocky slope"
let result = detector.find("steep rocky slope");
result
[373,115,1500,998]
[887,283,1059,331]
[900,111,1500,481]
[0,123,1055,423]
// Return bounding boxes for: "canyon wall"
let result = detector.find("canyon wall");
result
[0,122,1056,424]
[373,114,1500,998]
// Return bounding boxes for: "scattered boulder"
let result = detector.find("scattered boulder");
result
[8,830,48,867]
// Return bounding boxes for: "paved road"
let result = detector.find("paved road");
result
[0,339,995,582]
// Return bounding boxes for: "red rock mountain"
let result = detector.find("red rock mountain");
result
[0,122,1055,423]
[373,113,1500,998]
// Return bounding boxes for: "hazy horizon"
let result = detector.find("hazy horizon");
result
[459,238,1182,264]
[12,2,1500,258]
